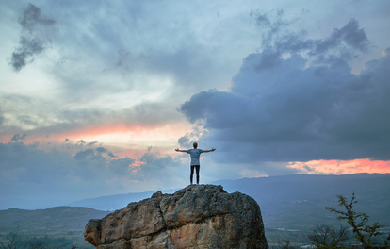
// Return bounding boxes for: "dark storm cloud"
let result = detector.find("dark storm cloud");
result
[9,37,44,72]
[10,133,27,142]
[74,147,112,161]
[107,152,118,158]
[76,140,86,146]
[272,19,369,60]
[20,3,56,32]
[95,147,108,153]
[9,3,56,72]
[314,19,369,54]
[250,14,369,66]
[74,149,95,160]
[179,20,390,162]
[252,8,300,43]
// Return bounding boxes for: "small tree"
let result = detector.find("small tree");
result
[28,241,48,249]
[0,225,21,249]
[307,224,350,248]
[326,192,384,249]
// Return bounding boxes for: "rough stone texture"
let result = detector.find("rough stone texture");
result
[84,184,268,249]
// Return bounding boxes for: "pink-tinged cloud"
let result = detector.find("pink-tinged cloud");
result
[288,159,390,174]
[2,122,192,149]
[54,123,192,142]
[131,160,146,167]
[0,135,14,143]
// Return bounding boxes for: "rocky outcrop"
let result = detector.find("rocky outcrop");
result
[84,184,268,249]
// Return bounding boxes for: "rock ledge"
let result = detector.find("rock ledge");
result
[84,184,268,249]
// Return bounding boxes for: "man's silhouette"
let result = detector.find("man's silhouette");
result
[175,142,216,185]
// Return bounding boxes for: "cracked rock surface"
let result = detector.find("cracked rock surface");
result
[84,184,268,249]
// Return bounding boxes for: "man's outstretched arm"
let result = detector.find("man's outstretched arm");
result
[175,148,187,152]
[203,148,216,153]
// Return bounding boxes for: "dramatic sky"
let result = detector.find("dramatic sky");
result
[1,0,390,207]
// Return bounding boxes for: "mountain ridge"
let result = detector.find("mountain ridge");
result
[2,174,389,230]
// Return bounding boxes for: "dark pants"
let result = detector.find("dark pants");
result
[190,165,200,183]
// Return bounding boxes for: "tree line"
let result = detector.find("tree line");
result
[0,228,86,249]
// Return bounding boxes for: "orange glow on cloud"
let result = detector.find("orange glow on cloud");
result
[0,135,14,143]
[1,123,191,144]
[288,158,390,174]
[55,123,191,142]
[131,160,146,167]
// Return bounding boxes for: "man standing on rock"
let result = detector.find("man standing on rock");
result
[175,142,216,185]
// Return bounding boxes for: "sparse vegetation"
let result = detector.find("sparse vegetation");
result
[0,226,78,249]
[304,192,390,249]
[325,192,388,248]
[0,226,21,249]
[0,207,105,249]
[307,224,350,248]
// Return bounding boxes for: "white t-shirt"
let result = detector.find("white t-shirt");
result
[187,149,204,166]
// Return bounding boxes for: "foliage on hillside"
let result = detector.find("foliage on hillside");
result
[0,207,107,249]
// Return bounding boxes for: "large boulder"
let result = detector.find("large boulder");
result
[84,184,268,249]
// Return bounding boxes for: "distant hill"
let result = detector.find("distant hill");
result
[68,191,157,211]
[213,173,390,229]
[0,207,107,248]
[0,207,107,236]
[0,198,71,210]
[66,173,390,230]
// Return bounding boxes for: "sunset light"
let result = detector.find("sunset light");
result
[288,159,390,174]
